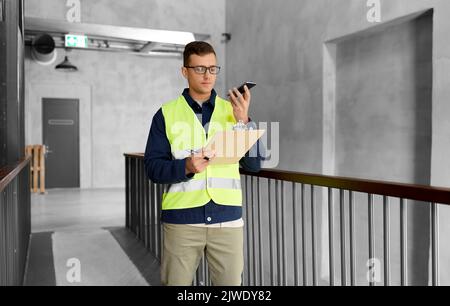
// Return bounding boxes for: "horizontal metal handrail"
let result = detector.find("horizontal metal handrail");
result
[239,169,450,205]
[0,156,31,286]
[0,157,31,192]
[123,153,450,205]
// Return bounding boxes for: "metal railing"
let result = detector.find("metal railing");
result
[124,153,450,286]
[0,157,31,286]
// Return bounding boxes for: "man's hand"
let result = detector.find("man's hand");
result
[185,149,216,175]
[228,85,251,124]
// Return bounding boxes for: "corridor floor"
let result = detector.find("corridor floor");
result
[24,188,160,286]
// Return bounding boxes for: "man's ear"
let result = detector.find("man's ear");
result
[181,67,188,79]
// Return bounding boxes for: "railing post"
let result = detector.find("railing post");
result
[383,196,390,286]
[252,176,257,286]
[150,182,156,258]
[275,180,281,285]
[1,193,4,285]
[130,158,136,234]
[292,182,300,286]
[244,175,250,285]
[281,181,287,286]
[268,179,274,286]
[301,184,307,285]
[400,199,408,286]
[137,159,142,240]
[143,160,150,249]
[349,191,355,286]
[125,156,130,229]
[431,203,439,286]
[368,194,375,286]
[311,185,317,286]
[156,184,162,261]
[328,187,335,286]
[257,177,264,286]
[340,189,346,286]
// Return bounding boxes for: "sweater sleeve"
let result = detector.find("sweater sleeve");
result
[239,120,267,173]
[144,108,194,184]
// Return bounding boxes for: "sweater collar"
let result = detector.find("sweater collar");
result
[182,88,217,109]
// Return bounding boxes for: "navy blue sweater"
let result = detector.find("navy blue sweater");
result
[144,88,264,224]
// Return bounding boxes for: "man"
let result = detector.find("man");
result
[144,41,263,286]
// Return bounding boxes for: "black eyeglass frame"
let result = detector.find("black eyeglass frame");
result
[184,65,221,75]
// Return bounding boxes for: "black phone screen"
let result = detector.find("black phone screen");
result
[237,82,256,94]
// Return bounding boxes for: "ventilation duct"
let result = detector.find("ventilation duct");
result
[31,33,57,65]
[24,18,210,58]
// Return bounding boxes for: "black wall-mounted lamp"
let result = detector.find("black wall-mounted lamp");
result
[55,55,78,72]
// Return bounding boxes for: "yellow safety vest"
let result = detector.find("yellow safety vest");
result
[160,95,242,210]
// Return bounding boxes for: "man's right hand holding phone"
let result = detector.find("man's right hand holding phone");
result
[228,85,251,124]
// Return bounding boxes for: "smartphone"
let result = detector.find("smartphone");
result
[237,81,256,94]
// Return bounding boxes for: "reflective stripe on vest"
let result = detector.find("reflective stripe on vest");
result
[168,178,241,193]
[171,148,201,160]
[161,95,242,210]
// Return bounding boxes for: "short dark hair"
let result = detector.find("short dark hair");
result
[183,41,216,67]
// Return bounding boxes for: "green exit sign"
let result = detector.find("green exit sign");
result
[65,34,88,48]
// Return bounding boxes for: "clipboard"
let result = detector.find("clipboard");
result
[203,129,265,165]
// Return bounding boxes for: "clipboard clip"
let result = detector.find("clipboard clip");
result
[233,120,248,131]
[190,149,210,161]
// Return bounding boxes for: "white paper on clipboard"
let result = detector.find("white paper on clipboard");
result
[203,130,265,165]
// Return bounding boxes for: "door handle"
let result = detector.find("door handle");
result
[44,145,53,156]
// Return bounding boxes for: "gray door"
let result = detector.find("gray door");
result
[43,98,80,188]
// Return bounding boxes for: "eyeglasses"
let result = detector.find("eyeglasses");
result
[185,65,221,75]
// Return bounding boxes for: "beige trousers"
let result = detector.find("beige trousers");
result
[161,223,244,286]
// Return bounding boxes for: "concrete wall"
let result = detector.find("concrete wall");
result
[226,0,450,285]
[24,0,226,188]
[335,13,432,184]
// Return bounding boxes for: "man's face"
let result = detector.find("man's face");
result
[182,53,217,96]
